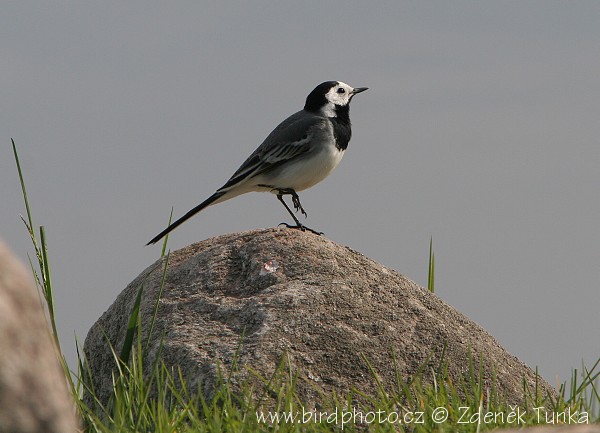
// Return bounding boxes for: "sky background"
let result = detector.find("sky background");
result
[1,2,598,389]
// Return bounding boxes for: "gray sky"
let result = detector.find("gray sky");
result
[2,2,598,389]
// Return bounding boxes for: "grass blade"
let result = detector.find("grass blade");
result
[428,236,435,293]
[12,139,35,234]
[39,226,62,349]
[144,250,170,355]
[120,282,145,364]
[160,207,173,258]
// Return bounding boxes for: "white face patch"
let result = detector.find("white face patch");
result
[320,82,356,117]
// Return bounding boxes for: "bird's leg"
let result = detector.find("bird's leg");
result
[276,192,303,226]
[275,189,323,235]
[277,188,307,217]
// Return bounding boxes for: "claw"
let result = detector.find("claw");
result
[291,194,307,217]
[278,222,323,235]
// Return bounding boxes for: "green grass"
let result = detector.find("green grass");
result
[11,139,600,432]
[428,237,435,293]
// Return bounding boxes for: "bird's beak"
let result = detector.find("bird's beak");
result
[352,87,368,94]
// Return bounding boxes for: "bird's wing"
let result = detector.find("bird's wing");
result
[217,112,326,191]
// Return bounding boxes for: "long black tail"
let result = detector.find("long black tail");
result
[146,191,226,245]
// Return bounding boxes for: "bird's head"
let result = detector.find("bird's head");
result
[304,81,368,117]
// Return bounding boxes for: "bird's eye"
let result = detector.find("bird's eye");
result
[337,88,345,94]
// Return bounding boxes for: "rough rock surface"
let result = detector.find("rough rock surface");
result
[0,238,77,433]
[84,228,555,407]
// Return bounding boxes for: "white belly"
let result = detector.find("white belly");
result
[210,138,346,208]
[258,145,345,192]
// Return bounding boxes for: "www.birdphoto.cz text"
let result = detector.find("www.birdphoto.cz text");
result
[256,406,589,428]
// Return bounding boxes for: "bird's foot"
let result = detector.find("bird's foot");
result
[278,222,323,235]
[291,193,308,218]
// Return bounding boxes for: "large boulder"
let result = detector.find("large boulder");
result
[84,228,555,407]
[0,238,78,433]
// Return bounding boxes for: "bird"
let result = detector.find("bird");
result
[147,80,368,245]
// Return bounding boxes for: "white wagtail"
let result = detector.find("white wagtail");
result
[147,81,367,245]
